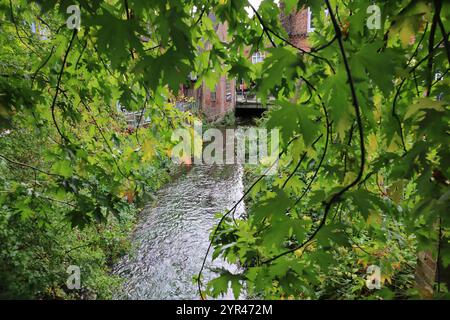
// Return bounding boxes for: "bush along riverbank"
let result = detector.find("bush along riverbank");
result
[0,104,192,299]
[209,117,418,300]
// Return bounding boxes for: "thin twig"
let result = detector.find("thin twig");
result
[262,0,366,265]
[197,133,304,299]
[50,29,78,142]
[249,3,336,73]
[0,153,59,177]
[426,3,439,97]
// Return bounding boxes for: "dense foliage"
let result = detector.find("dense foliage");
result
[0,0,449,300]
[200,0,450,300]
[0,0,190,298]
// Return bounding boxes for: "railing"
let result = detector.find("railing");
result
[236,91,258,104]
[175,101,199,112]
[122,101,199,129]
[124,111,150,128]
[236,91,274,109]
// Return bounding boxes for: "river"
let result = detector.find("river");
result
[114,124,249,300]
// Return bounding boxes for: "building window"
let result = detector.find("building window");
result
[307,7,329,33]
[225,80,232,102]
[251,52,265,64]
[435,71,444,81]
[31,21,49,40]
[307,7,315,33]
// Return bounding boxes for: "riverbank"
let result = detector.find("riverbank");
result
[0,116,179,299]
[111,114,263,299]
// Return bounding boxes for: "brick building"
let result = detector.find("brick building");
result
[237,5,313,94]
[183,6,314,121]
[243,5,313,71]
[280,5,314,51]
[182,15,236,121]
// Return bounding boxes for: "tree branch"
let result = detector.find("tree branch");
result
[262,0,366,265]
[50,29,78,142]
[0,153,59,177]
[426,2,440,97]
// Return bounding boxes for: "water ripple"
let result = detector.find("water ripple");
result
[114,163,245,300]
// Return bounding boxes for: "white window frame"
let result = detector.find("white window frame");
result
[307,7,315,33]
[225,80,232,101]
[31,21,49,40]
[307,7,330,33]
[251,52,265,64]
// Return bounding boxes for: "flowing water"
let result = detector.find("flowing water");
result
[114,134,246,299]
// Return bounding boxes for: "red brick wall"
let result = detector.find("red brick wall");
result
[280,6,311,51]
[201,76,236,120]
[185,8,312,121]
[198,21,236,121]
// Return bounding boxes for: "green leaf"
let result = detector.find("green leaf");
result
[267,100,320,146]
[51,160,73,178]
[251,189,291,223]
[322,69,353,140]
[404,98,443,120]
[352,43,398,95]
